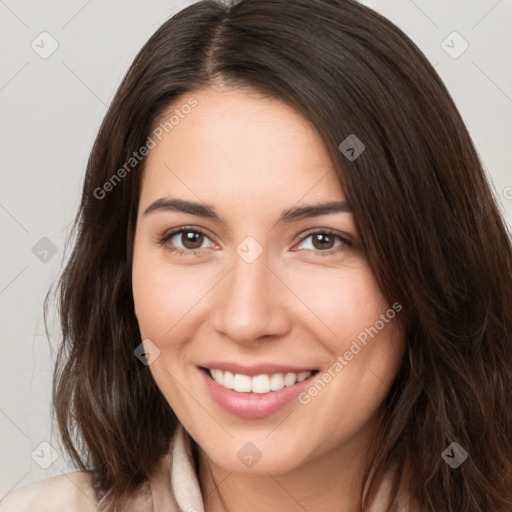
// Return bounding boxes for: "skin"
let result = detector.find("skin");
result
[132,84,407,512]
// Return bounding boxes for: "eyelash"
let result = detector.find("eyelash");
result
[157,226,353,257]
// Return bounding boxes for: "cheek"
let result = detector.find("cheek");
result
[286,262,404,397]
[285,262,390,344]
[132,247,214,343]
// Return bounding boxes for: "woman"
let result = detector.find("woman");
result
[2,0,511,511]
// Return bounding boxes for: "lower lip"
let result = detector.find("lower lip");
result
[198,367,318,419]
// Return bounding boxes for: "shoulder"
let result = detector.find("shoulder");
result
[0,471,99,512]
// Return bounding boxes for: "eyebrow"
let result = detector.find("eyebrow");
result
[143,198,352,223]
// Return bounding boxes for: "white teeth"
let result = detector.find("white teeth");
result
[297,371,311,382]
[212,369,223,385]
[223,370,234,389]
[269,373,285,391]
[233,373,252,392]
[208,368,313,394]
[284,372,296,386]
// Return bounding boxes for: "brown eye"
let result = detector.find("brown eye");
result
[180,231,204,249]
[295,230,352,256]
[159,227,215,255]
[311,232,336,250]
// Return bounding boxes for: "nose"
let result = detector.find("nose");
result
[211,249,291,345]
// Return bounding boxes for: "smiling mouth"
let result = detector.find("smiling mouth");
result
[200,366,319,394]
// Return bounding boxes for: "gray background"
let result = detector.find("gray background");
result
[1,0,511,498]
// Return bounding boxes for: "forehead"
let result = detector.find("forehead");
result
[139,86,344,209]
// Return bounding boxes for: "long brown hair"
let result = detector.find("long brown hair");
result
[45,0,512,510]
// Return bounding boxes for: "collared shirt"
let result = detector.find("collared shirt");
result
[0,424,415,511]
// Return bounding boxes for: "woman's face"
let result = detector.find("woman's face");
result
[132,85,406,475]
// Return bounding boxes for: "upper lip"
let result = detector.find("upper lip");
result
[200,362,318,376]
